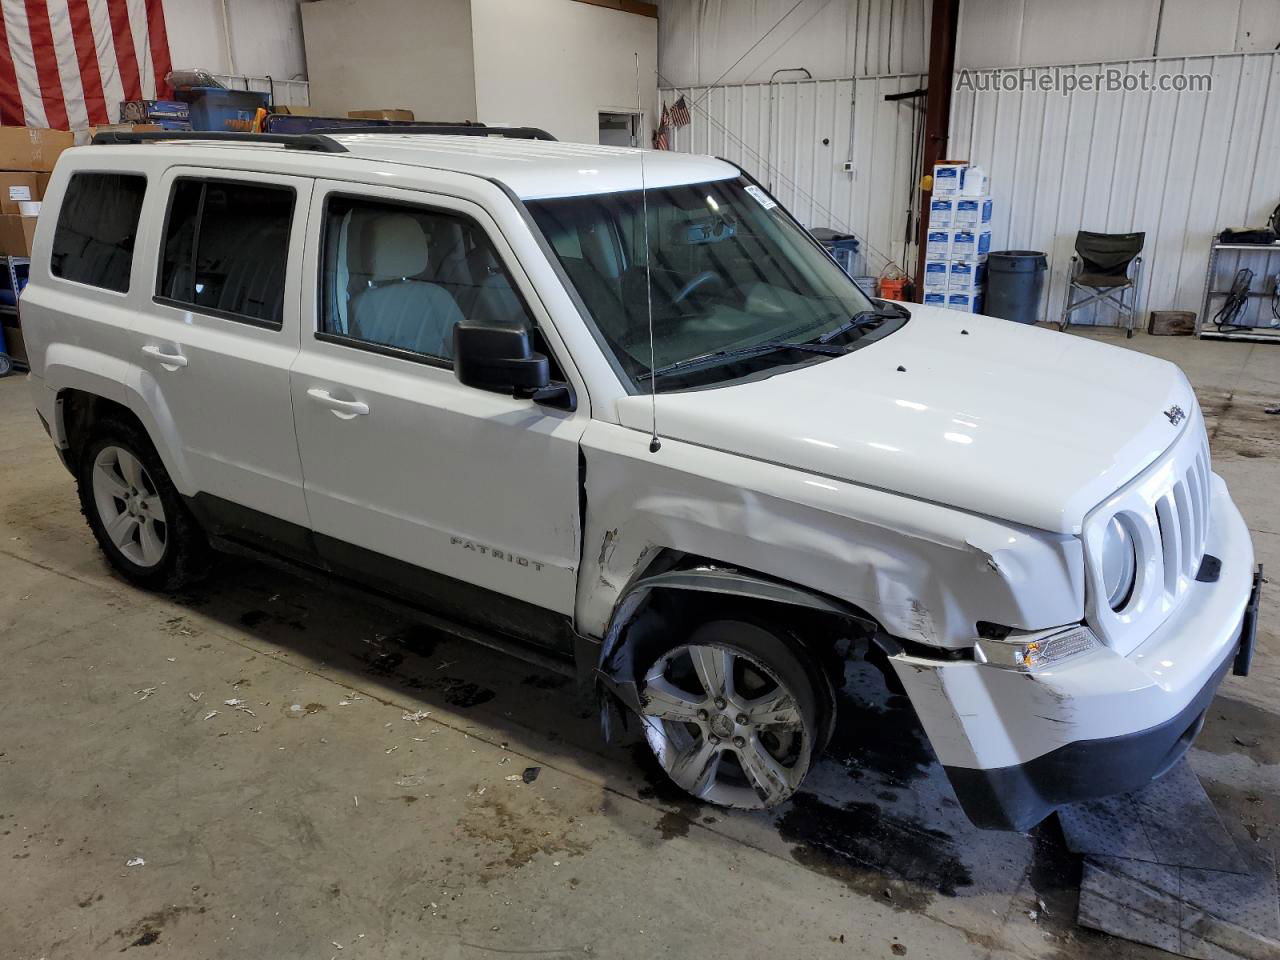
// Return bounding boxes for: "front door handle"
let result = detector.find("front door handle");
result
[307,387,369,419]
[141,344,188,369]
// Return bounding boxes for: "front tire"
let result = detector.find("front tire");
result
[636,618,820,809]
[77,420,209,590]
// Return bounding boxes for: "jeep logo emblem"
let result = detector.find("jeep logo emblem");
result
[1164,405,1186,426]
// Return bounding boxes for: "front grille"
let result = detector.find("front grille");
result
[1083,412,1213,654]
[1154,438,1211,595]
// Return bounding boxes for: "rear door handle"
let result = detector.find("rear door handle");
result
[141,344,188,369]
[307,387,369,418]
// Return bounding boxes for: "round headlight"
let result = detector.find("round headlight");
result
[1101,515,1137,610]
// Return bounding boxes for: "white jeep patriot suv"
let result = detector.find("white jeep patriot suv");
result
[22,129,1262,830]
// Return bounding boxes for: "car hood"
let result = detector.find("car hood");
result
[615,305,1197,534]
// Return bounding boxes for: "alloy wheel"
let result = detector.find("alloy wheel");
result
[639,641,811,808]
[91,445,168,568]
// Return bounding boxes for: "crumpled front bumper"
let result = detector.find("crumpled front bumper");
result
[890,472,1257,831]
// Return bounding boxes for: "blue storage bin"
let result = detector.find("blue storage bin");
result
[181,88,269,132]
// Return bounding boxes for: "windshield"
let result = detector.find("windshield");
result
[528,177,892,391]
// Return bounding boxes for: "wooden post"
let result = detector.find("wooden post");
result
[914,0,960,301]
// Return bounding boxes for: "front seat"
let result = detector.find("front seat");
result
[349,213,465,358]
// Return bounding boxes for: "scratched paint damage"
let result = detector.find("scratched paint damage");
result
[576,421,1085,649]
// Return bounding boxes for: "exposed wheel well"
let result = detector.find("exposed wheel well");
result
[58,389,146,468]
[597,553,892,748]
[627,549,882,679]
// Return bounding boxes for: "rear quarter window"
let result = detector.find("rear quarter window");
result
[50,172,147,293]
[157,178,295,328]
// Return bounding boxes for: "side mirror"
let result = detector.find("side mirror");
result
[453,322,550,396]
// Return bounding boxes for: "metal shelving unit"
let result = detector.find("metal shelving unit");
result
[1196,239,1280,343]
[1,255,30,374]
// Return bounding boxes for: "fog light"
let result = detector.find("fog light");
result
[975,625,1101,670]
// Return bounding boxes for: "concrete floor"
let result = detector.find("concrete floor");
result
[0,328,1276,960]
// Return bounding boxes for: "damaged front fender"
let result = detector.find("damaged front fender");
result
[577,421,1086,651]
[595,565,871,709]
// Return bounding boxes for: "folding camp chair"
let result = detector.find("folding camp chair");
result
[1058,231,1145,338]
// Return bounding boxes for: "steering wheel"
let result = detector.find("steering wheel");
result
[672,270,724,305]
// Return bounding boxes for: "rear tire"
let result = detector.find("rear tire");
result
[635,617,821,809]
[77,419,210,590]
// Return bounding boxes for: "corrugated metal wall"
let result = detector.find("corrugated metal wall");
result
[212,75,311,108]
[665,75,926,280]
[951,51,1280,327]
[665,49,1280,328]
[655,0,930,86]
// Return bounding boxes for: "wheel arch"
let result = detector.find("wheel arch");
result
[594,558,884,746]
[52,378,195,495]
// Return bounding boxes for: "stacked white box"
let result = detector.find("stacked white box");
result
[926,229,952,258]
[922,260,950,291]
[953,196,992,227]
[950,228,991,261]
[948,260,986,292]
[946,291,985,313]
[927,164,997,313]
[928,198,954,227]
[932,162,967,197]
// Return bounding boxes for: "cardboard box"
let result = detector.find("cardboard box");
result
[948,260,987,292]
[922,260,949,290]
[950,228,991,261]
[0,213,37,256]
[928,198,954,227]
[923,291,947,309]
[35,172,51,197]
[932,161,967,197]
[0,172,41,214]
[349,109,414,121]
[946,290,985,314]
[272,105,319,116]
[0,126,74,172]
[953,196,992,226]
[926,229,952,259]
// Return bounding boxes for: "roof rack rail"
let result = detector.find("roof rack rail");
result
[90,130,348,153]
[314,124,558,142]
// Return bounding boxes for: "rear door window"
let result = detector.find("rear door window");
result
[50,172,147,293]
[157,178,295,328]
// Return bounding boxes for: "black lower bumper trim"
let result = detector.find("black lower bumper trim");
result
[1233,564,1263,676]
[944,641,1237,832]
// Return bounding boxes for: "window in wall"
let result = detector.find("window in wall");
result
[158,179,295,327]
[318,195,539,363]
[50,172,147,293]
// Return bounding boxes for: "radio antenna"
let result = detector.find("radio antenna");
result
[636,52,661,454]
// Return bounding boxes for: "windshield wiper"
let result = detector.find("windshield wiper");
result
[813,302,910,345]
[637,339,845,382]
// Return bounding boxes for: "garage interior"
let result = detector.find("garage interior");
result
[0,1,1278,959]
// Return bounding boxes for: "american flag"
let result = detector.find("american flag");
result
[0,0,173,129]
[669,95,690,128]
[652,102,671,150]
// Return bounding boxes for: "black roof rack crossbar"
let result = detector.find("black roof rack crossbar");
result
[91,130,348,153]
[313,124,558,142]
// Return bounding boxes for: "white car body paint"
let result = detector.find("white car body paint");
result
[576,419,1086,647]
[894,472,1252,770]
[21,135,1257,829]
[613,308,1199,536]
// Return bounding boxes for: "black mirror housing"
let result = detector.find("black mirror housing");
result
[453,322,550,395]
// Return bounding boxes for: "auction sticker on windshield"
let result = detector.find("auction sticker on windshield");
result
[744,185,778,210]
